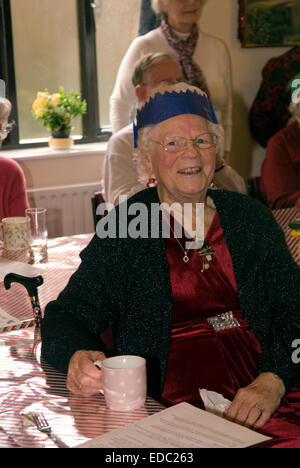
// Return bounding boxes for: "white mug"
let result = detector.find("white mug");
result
[95,355,147,411]
[0,217,30,257]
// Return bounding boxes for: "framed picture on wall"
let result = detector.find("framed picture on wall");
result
[239,0,300,47]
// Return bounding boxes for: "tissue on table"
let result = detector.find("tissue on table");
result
[199,389,231,416]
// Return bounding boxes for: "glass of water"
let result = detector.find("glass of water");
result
[25,208,48,263]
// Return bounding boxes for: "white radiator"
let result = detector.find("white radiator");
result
[27,182,101,238]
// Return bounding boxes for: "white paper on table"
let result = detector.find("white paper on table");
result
[199,389,231,416]
[75,402,271,449]
[0,257,43,282]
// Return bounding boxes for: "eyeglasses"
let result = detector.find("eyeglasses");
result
[153,133,217,153]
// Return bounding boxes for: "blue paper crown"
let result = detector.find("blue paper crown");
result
[133,89,218,148]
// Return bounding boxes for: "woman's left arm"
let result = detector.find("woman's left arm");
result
[257,214,300,389]
[225,204,300,427]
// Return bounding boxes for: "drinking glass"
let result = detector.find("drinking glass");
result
[25,208,48,263]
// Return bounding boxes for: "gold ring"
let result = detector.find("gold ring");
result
[255,404,263,415]
[77,383,82,391]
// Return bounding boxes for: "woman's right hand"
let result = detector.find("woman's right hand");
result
[66,350,107,397]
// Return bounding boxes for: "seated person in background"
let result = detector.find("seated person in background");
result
[260,81,300,209]
[0,98,29,220]
[249,46,300,148]
[103,53,246,206]
[42,82,300,447]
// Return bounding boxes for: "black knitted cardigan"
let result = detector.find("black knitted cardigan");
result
[41,188,300,399]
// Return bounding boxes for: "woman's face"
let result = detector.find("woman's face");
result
[166,0,204,32]
[146,114,216,204]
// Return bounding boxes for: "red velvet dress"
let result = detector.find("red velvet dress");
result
[162,212,300,448]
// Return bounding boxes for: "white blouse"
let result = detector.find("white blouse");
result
[110,27,233,152]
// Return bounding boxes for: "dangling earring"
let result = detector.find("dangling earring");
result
[147,175,157,188]
[210,179,218,189]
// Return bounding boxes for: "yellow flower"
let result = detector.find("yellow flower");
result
[32,87,86,134]
[51,93,61,106]
[290,230,300,238]
[37,91,48,99]
[32,95,49,117]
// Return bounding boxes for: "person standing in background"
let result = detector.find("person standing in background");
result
[110,0,233,163]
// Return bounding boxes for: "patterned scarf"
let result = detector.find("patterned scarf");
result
[160,18,210,99]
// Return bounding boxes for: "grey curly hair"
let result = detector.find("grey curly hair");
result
[0,98,12,124]
[0,98,13,140]
[133,81,224,186]
[132,52,179,87]
[151,0,207,14]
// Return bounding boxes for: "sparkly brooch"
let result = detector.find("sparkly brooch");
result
[207,311,240,332]
[197,243,216,273]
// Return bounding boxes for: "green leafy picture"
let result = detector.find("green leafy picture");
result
[239,0,300,47]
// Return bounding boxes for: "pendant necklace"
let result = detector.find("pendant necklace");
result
[168,222,216,271]
[164,212,192,263]
[170,226,191,263]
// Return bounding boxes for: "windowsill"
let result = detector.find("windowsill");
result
[2,141,108,162]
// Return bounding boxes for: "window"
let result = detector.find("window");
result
[95,0,139,128]
[10,0,82,143]
[0,0,140,149]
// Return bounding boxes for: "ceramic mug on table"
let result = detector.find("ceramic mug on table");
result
[95,355,147,411]
[0,217,30,259]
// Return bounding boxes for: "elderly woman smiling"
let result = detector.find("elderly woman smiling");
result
[134,84,220,208]
[42,83,300,447]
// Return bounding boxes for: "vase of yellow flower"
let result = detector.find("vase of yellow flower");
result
[48,132,74,150]
[32,87,87,149]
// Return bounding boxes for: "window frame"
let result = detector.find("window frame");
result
[0,0,111,150]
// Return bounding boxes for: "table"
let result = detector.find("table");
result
[272,207,300,266]
[0,234,164,448]
[0,329,164,448]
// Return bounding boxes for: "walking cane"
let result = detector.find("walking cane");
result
[4,273,44,328]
